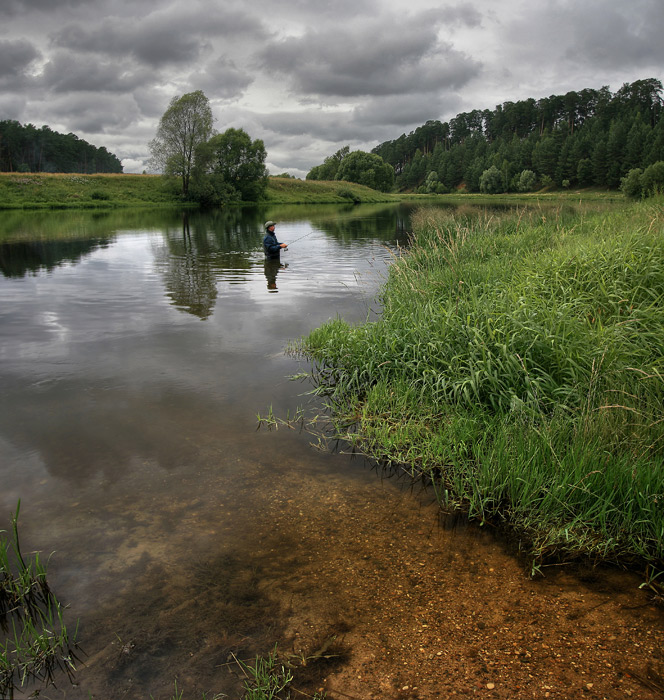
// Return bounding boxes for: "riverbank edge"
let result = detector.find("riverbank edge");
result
[0,172,623,209]
[295,198,664,578]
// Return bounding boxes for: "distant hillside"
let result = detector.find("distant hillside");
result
[0,120,123,174]
[371,78,664,193]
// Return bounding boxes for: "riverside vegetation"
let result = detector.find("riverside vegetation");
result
[295,198,664,577]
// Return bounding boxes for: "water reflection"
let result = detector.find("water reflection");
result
[0,237,113,278]
[264,258,287,292]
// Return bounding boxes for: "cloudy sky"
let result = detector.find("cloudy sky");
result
[2,0,663,177]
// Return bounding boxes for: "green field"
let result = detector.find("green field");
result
[0,172,397,209]
[296,198,664,574]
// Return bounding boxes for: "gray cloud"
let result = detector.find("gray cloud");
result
[51,5,267,67]
[0,0,661,175]
[41,52,155,94]
[186,58,254,100]
[504,0,664,72]
[0,38,41,80]
[258,11,480,98]
[0,0,89,19]
[45,93,143,134]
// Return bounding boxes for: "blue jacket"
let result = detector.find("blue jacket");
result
[263,232,282,258]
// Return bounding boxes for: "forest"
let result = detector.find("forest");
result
[371,78,664,193]
[0,120,123,174]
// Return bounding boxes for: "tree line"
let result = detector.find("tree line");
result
[370,78,664,193]
[0,120,123,174]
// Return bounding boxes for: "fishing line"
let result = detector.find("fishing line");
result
[285,228,317,246]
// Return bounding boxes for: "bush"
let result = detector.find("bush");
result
[479,165,503,194]
[620,168,643,198]
[517,169,537,192]
[642,161,664,196]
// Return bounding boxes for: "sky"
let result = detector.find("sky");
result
[1,0,663,177]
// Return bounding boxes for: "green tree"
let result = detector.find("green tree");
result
[204,128,268,202]
[335,150,394,192]
[479,165,503,193]
[620,168,643,198]
[307,145,350,181]
[148,90,214,196]
[517,169,537,192]
[641,161,664,195]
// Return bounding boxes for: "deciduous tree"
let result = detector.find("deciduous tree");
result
[148,90,214,196]
[206,128,268,202]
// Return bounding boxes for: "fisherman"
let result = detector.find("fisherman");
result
[263,221,288,259]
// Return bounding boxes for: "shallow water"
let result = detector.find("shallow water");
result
[0,203,413,694]
[1,203,661,700]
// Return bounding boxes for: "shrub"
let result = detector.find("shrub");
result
[479,165,503,194]
[620,168,643,198]
[642,161,664,196]
[517,169,537,192]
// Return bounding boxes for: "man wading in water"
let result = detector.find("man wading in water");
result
[263,221,288,259]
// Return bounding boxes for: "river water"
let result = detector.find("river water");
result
[1,203,662,700]
[0,203,423,695]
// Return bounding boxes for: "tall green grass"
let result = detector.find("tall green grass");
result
[296,199,664,569]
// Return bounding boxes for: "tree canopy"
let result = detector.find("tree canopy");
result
[307,147,394,192]
[148,90,214,196]
[204,128,268,202]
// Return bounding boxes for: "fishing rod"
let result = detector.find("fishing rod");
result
[285,228,317,246]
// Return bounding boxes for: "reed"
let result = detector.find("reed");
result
[0,501,80,697]
[296,198,664,570]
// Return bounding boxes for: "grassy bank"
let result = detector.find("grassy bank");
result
[296,198,664,572]
[0,172,397,209]
[0,173,181,209]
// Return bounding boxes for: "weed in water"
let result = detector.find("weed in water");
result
[0,500,81,698]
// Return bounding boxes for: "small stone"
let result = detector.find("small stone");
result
[486,682,495,689]
[402,686,409,691]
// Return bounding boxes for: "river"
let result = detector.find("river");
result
[1,203,662,700]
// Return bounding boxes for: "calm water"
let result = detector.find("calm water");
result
[0,203,432,696]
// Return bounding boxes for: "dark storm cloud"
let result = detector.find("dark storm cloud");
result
[258,11,480,98]
[51,6,268,67]
[0,0,89,18]
[0,39,41,80]
[47,93,142,133]
[42,52,154,94]
[186,58,254,100]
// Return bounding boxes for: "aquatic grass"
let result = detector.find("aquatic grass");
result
[0,501,80,698]
[296,198,664,569]
[229,645,327,700]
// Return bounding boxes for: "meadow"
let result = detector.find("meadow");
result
[0,172,396,209]
[296,198,664,575]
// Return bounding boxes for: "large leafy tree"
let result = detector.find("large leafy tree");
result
[335,150,394,192]
[204,127,268,201]
[148,90,214,196]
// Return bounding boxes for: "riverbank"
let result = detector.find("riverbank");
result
[0,172,397,209]
[0,171,624,209]
[296,198,664,574]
